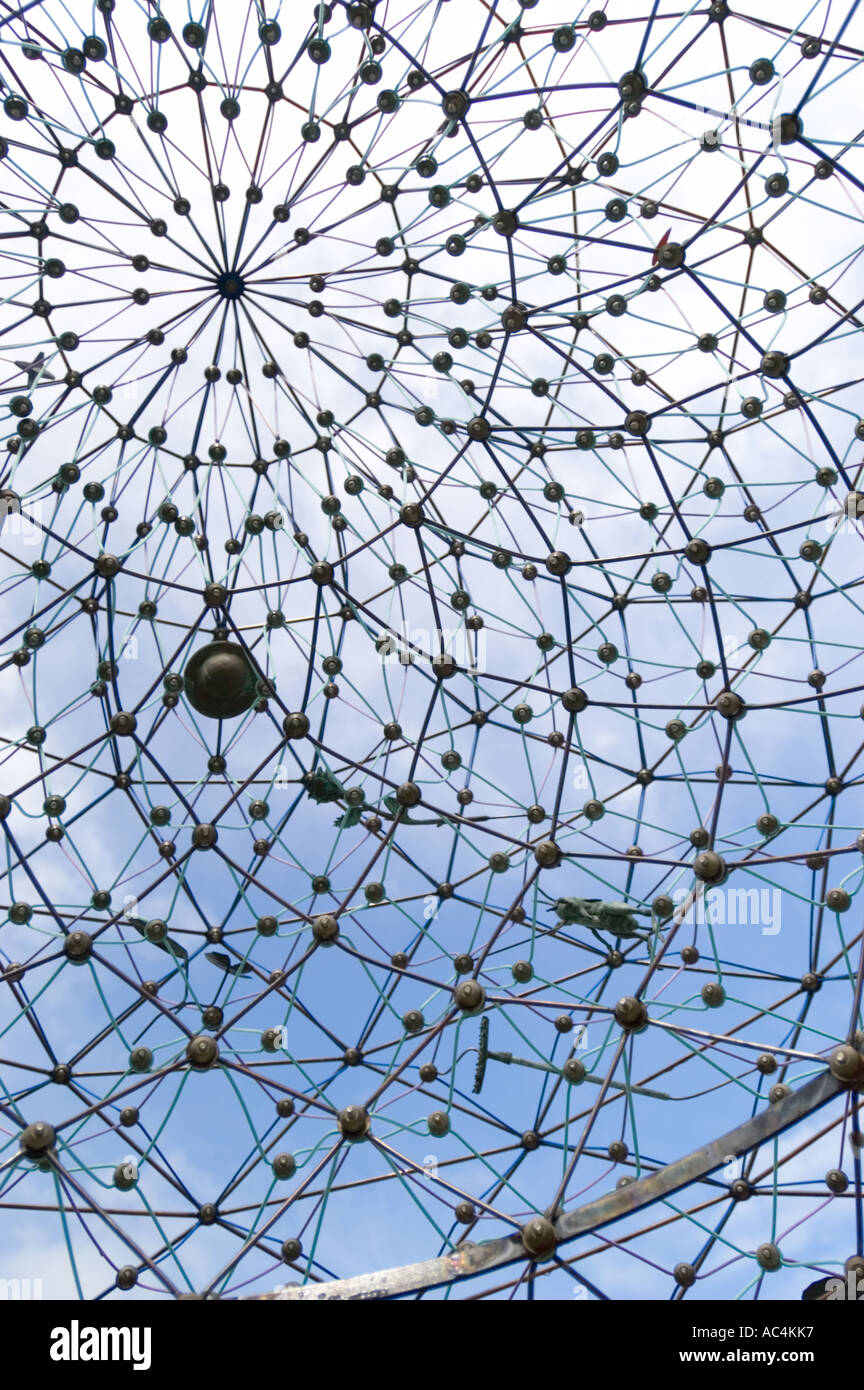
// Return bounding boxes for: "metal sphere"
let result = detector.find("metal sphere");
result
[338,1105,370,1140]
[186,1036,219,1069]
[454,980,486,1013]
[614,996,648,1030]
[826,1169,849,1193]
[756,1242,782,1272]
[313,914,339,945]
[20,1121,56,1154]
[521,1216,556,1258]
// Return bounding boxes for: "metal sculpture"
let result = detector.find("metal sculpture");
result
[0,0,863,1303]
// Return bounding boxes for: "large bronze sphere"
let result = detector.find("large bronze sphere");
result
[183,641,259,719]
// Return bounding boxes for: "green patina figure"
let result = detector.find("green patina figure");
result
[551,896,655,946]
[303,767,348,804]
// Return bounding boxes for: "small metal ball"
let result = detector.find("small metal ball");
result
[614,996,648,1030]
[338,1105,370,1140]
[400,502,424,528]
[829,1045,864,1082]
[545,549,572,576]
[312,914,339,945]
[534,839,561,868]
[827,888,851,912]
[284,717,311,750]
[826,1169,848,1193]
[693,851,726,883]
[701,982,725,1008]
[561,687,588,713]
[186,1036,219,1069]
[756,1242,781,1272]
[396,782,421,807]
[109,711,136,736]
[454,980,485,1013]
[521,1216,556,1258]
[20,1121,56,1154]
[64,930,93,964]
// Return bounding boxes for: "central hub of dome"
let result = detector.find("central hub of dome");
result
[216,271,246,300]
[183,641,259,719]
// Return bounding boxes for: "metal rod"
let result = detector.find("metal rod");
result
[487,1049,669,1099]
